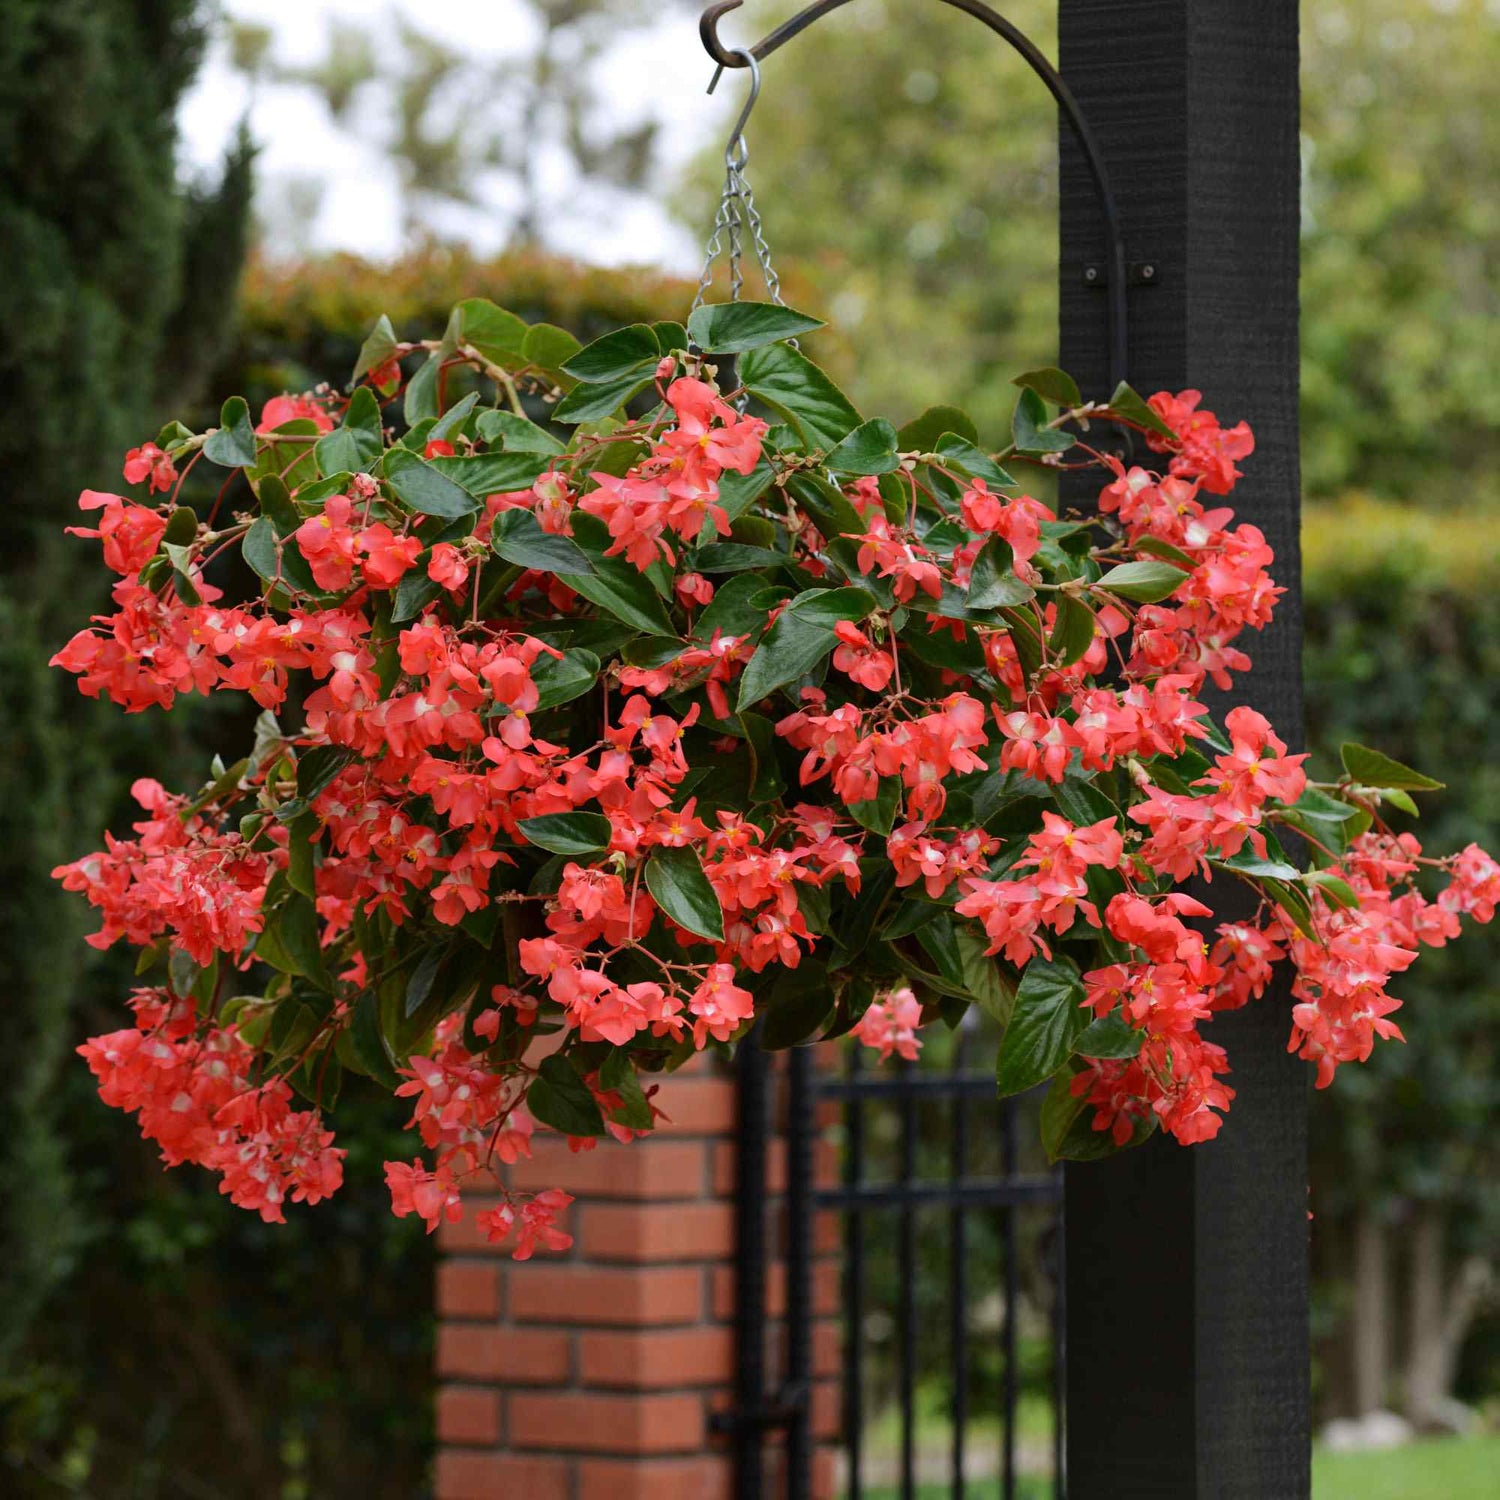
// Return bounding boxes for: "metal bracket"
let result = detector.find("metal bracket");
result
[700,0,1133,391]
[709,1381,809,1436]
[1084,260,1162,287]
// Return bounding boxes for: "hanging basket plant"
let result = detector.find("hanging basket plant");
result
[52,297,1498,1252]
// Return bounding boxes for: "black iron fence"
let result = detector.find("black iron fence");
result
[718,1019,1067,1498]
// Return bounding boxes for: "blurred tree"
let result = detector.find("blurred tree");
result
[1300,0,1498,506]
[244,1,677,249]
[0,0,250,1408]
[681,0,1499,503]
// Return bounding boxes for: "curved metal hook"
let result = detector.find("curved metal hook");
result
[707,45,761,171]
[700,0,1130,394]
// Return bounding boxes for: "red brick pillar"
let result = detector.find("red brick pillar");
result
[434,1048,846,1499]
[434,1053,742,1500]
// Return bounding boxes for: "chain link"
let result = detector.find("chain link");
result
[691,53,790,334]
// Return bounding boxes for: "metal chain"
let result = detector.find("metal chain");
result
[691,51,789,325]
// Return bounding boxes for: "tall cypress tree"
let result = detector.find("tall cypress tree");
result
[0,0,251,1369]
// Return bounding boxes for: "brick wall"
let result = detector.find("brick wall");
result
[433,1051,841,1499]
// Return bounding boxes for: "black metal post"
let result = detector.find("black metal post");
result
[843,1044,867,1496]
[948,1024,969,1500]
[1059,3,1309,1496]
[1000,1096,1019,1500]
[897,1058,917,1499]
[784,1044,815,1500]
[730,1030,771,1500]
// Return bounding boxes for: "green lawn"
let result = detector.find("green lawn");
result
[853,1432,1500,1499]
[1313,1433,1500,1499]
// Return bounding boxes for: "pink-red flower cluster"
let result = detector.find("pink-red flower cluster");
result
[49,315,1496,1240]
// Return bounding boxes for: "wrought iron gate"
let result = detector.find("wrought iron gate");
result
[716,1022,1067,1499]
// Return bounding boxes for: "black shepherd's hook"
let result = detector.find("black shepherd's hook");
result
[700,0,1131,393]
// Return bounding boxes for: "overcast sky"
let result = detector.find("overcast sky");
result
[179,0,728,270]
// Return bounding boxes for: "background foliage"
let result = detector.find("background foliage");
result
[0,0,250,1422]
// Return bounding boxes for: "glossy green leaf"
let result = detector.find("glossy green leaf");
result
[522,322,582,376]
[562,324,660,382]
[956,926,1013,1027]
[1262,877,1318,939]
[553,370,655,424]
[527,1054,605,1138]
[1215,851,1303,881]
[696,574,784,640]
[351,313,401,385]
[559,536,677,636]
[1094,560,1190,603]
[350,991,400,1088]
[759,960,835,1049]
[242,518,279,582]
[1105,381,1177,440]
[1049,1082,1157,1162]
[1048,594,1097,666]
[999,606,1044,684]
[404,354,440,424]
[737,586,877,709]
[1306,870,1360,910]
[784,471,866,541]
[847,776,899,835]
[600,1051,654,1130]
[262,893,330,989]
[531,648,601,711]
[1013,367,1082,408]
[273,745,354,824]
[1133,534,1199,570]
[825,418,901,475]
[430,451,553,496]
[966,536,1035,610]
[1010,388,1075,454]
[161,505,198,547]
[716,459,776,524]
[286,812,318,900]
[935,433,1015,489]
[1340,742,1444,791]
[1050,773,1119,829]
[392,570,442,623]
[1040,1069,1088,1161]
[403,948,443,1019]
[517,811,613,856]
[897,405,978,451]
[645,846,725,941]
[694,543,786,573]
[203,396,257,468]
[476,410,565,454]
[452,297,526,365]
[883,900,941,940]
[1074,1012,1142,1060]
[492,508,593,574]
[738,711,787,805]
[995,955,1087,1096]
[738,343,861,451]
[315,386,384,476]
[384,448,478,519]
[1277,786,1371,856]
[428,391,480,444]
[686,300,824,354]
